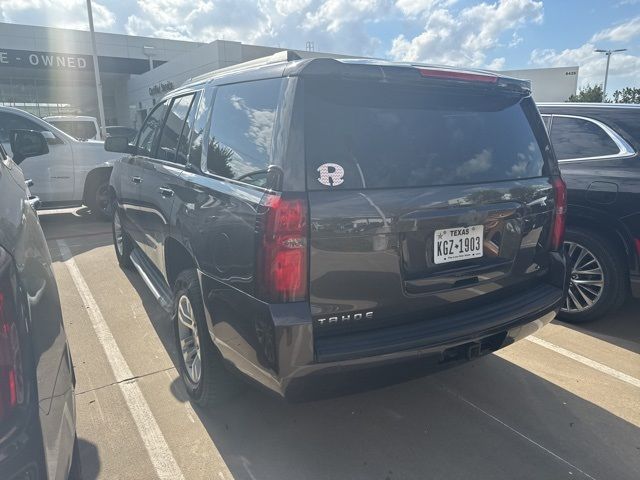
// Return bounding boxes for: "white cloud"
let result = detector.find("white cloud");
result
[122,0,388,55]
[394,0,455,18]
[530,43,640,90]
[590,16,640,42]
[530,16,640,91]
[388,0,543,69]
[0,0,115,30]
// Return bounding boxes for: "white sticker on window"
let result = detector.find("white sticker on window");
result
[317,163,344,186]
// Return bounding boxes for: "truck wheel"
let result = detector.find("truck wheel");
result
[112,208,133,270]
[558,227,627,323]
[86,175,111,219]
[173,269,240,407]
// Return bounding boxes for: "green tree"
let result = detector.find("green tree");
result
[567,83,608,102]
[612,87,640,104]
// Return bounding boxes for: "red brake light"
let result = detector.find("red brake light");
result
[417,68,498,84]
[551,177,567,251]
[0,288,24,422]
[258,195,308,302]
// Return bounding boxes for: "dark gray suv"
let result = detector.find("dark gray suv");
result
[0,132,79,479]
[106,53,568,404]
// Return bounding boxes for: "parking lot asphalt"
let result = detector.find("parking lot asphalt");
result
[39,208,640,480]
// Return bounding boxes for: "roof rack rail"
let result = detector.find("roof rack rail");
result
[184,50,302,86]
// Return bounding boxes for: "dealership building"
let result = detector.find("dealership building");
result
[0,23,579,129]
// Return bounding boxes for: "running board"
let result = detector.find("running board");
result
[130,248,174,313]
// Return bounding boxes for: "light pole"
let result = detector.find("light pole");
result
[86,0,107,138]
[594,48,627,101]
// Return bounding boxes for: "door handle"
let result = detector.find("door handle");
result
[131,176,142,184]
[159,187,174,198]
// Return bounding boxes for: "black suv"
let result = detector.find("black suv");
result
[106,53,567,403]
[539,103,640,322]
[0,132,79,478]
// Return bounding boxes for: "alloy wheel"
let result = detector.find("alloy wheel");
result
[561,241,604,313]
[177,295,201,384]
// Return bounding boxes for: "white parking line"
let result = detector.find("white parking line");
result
[527,336,640,389]
[57,240,185,480]
[444,385,597,480]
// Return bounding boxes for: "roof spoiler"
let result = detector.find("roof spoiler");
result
[184,50,302,85]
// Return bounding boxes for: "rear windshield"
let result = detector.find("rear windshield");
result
[304,79,548,190]
[50,120,97,140]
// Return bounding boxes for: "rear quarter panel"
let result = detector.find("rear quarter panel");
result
[0,157,75,480]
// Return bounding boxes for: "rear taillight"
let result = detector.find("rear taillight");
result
[417,68,498,84]
[0,250,24,423]
[257,195,308,303]
[551,177,567,251]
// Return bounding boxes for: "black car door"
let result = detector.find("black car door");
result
[127,100,168,254]
[137,92,198,275]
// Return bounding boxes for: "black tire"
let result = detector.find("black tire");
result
[112,207,133,270]
[173,269,240,407]
[557,227,627,323]
[86,174,111,219]
[68,435,82,480]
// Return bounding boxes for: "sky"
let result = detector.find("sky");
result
[1,0,639,95]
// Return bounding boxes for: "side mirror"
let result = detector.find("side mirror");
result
[40,130,63,145]
[105,135,134,154]
[41,130,56,140]
[10,130,49,165]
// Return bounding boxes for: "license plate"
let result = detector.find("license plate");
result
[434,225,484,264]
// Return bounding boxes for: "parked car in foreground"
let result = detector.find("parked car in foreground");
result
[539,103,640,322]
[107,53,567,403]
[43,115,102,141]
[0,106,118,217]
[0,133,79,479]
[105,126,137,144]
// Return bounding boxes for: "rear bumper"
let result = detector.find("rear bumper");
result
[630,274,640,299]
[202,272,564,401]
[284,309,558,401]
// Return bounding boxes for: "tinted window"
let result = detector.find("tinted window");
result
[177,93,199,165]
[205,79,281,186]
[542,115,551,131]
[136,101,167,157]
[550,116,619,160]
[0,112,44,143]
[50,120,97,140]
[190,89,214,168]
[304,79,547,190]
[157,94,195,164]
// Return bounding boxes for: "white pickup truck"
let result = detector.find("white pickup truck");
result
[0,106,120,217]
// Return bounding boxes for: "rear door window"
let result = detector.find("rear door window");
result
[205,78,281,187]
[550,116,620,160]
[304,79,548,190]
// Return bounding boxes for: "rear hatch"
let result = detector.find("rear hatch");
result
[301,69,560,341]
